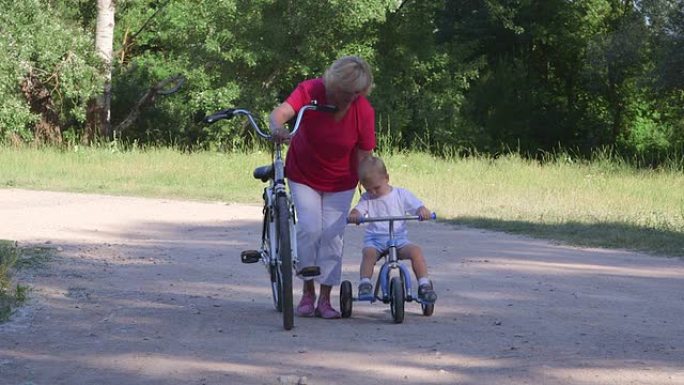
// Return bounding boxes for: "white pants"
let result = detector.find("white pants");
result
[289,181,355,286]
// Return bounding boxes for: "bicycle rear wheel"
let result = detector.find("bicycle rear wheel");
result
[276,194,294,330]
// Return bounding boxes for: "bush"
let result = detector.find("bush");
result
[0,0,103,144]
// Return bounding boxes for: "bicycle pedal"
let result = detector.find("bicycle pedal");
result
[297,266,321,277]
[241,250,261,264]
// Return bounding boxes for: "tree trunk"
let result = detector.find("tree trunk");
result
[93,0,115,140]
[112,74,185,135]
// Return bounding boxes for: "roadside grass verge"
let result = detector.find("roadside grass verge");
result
[0,240,32,322]
[1,146,683,257]
[0,145,269,203]
[386,151,684,257]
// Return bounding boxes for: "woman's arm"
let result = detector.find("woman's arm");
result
[357,149,372,164]
[269,102,296,141]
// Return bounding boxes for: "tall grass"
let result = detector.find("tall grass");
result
[1,145,683,256]
[383,150,684,256]
[0,241,28,321]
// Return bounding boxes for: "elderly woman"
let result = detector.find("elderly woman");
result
[269,56,376,319]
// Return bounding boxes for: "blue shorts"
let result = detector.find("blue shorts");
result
[363,233,411,252]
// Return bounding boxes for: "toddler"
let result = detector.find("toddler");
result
[347,156,437,303]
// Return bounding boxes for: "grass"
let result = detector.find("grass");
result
[1,145,683,257]
[0,240,31,322]
[385,152,684,257]
[0,145,270,203]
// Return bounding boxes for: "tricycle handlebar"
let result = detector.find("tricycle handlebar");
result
[350,213,437,224]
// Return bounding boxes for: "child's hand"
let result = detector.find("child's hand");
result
[347,209,362,224]
[417,206,432,221]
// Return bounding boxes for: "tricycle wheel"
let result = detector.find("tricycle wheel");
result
[340,280,353,318]
[390,276,405,323]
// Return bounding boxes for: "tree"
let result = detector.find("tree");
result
[90,0,116,140]
[371,0,478,153]
[0,0,103,144]
[106,0,393,148]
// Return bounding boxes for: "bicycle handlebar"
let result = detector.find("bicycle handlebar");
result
[350,212,437,224]
[203,101,337,141]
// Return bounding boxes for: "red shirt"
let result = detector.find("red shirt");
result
[285,78,376,192]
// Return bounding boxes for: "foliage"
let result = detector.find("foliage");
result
[0,0,104,143]
[1,0,684,163]
[373,1,478,154]
[107,0,393,148]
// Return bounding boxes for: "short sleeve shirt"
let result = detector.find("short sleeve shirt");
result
[352,187,424,238]
[285,78,376,192]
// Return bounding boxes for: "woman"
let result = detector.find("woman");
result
[269,56,375,319]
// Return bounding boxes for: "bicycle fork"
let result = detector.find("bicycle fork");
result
[375,220,416,303]
[377,257,415,303]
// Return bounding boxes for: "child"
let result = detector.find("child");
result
[347,156,437,303]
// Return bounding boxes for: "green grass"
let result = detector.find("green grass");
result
[0,145,270,203]
[385,152,684,257]
[1,146,683,257]
[0,240,30,322]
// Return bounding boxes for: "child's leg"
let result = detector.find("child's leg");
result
[397,244,428,280]
[360,247,379,279]
[358,247,378,300]
[399,243,437,302]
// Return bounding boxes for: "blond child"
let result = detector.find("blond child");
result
[347,156,437,303]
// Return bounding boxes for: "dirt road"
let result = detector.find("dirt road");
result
[0,189,682,385]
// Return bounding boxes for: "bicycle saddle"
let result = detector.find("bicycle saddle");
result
[253,165,274,182]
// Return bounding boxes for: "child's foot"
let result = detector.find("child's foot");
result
[295,292,316,317]
[418,282,437,303]
[314,298,341,319]
[357,282,373,301]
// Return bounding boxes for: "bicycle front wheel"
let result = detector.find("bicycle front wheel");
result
[276,194,294,330]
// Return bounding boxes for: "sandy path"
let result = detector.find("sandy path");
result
[0,188,682,385]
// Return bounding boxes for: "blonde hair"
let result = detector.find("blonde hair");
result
[358,156,387,184]
[324,56,373,94]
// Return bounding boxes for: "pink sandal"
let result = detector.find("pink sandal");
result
[315,299,341,319]
[295,292,316,317]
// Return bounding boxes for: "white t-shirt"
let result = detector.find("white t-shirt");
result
[352,186,424,238]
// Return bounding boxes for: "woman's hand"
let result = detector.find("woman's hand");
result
[270,126,291,144]
[269,102,296,144]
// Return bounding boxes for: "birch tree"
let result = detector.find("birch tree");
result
[94,0,115,139]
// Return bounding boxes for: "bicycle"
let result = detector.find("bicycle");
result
[340,213,437,324]
[203,101,336,330]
